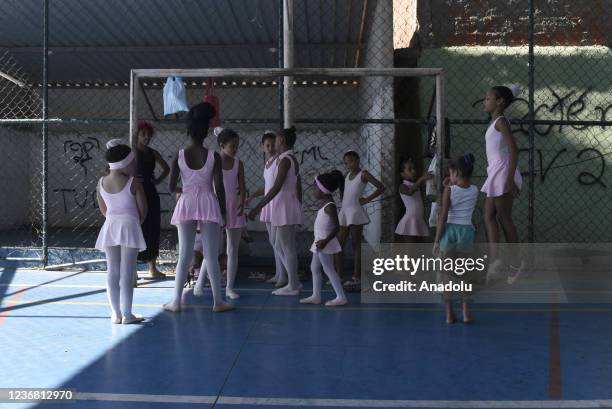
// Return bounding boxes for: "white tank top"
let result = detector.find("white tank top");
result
[447,185,478,226]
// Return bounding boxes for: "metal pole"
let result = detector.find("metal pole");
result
[283,0,293,128]
[435,72,445,200]
[129,70,138,146]
[528,0,535,243]
[41,0,49,265]
[278,0,284,129]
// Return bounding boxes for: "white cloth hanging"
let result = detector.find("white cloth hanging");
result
[163,77,189,116]
[425,154,438,199]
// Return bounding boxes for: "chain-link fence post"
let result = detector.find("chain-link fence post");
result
[41,0,49,265]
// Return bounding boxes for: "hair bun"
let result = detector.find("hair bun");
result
[190,102,216,120]
[106,139,123,149]
[213,127,224,137]
[509,84,521,97]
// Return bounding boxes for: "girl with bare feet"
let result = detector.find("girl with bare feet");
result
[433,154,479,324]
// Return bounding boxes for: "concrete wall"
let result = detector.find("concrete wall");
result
[43,125,361,233]
[0,126,35,229]
[411,0,609,48]
[419,46,612,242]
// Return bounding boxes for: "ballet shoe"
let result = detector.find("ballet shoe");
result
[325,297,347,307]
[163,302,180,313]
[212,303,235,313]
[272,284,300,296]
[122,314,145,324]
[226,289,240,300]
[299,296,321,304]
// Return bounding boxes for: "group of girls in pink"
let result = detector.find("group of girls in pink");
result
[96,84,523,323]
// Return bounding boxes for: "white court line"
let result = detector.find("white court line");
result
[0,283,334,292]
[77,392,216,404]
[74,393,612,408]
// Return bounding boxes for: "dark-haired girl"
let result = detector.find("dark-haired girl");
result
[195,127,246,300]
[300,170,347,306]
[246,131,288,287]
[482,85,524,282]
[395,158,431,242]
[248,126,304,296]
[95,139,148,324]
[433,153,479,324]
[135,121,170,279]
[336,151,385,289]
[164,102,233,313]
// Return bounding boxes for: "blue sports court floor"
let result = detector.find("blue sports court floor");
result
[1,263,612,409]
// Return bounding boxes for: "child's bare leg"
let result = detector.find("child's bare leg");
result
[446,300,455,324]
[462,301,472,323]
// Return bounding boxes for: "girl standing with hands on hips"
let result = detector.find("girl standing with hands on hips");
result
[336,151,385,289]
[164,102,233,313]
[248,126,304,296]
[481,85,524,283]
[96,140,147,324]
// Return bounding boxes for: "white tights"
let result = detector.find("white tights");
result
[309,252,346,301]
[273,225,300,290]
[266,222,287,282]
[197,227,242,296]
[173,221,225,307]
[104,246,139,319]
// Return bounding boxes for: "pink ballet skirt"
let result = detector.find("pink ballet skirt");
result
[171,149,222,226]
[481,116,522,197]
[270,151,304,227]
[95,177,146,251]
[395,180,429,237]
[481,160,522,197]
[223,157,246,229]
[260,156,277,223]
[96,215,146,251]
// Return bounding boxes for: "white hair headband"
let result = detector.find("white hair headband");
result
[509,84,521,97]
[106,139,123,149]
[315,176,332,195]
[108,151,134,170]
[106,139,134,170]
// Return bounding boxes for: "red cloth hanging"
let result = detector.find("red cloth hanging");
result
[204,79,220,128]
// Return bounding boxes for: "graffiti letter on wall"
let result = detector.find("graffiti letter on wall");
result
[577,149,606,187]
[63,137,100,175]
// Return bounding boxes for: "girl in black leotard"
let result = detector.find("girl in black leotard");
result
[136,121,170,278]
